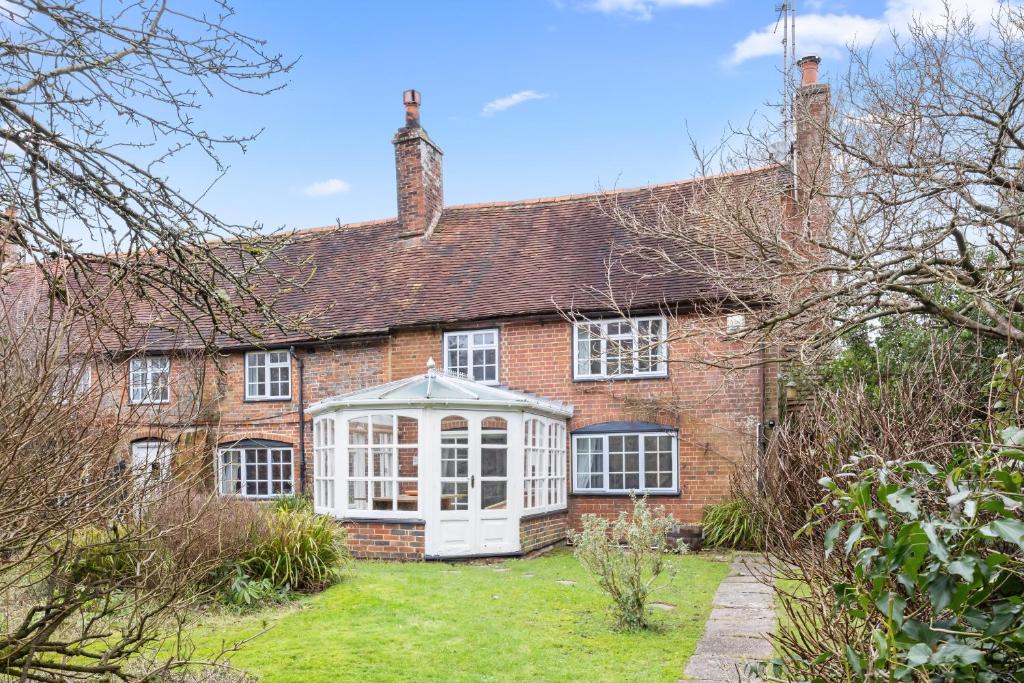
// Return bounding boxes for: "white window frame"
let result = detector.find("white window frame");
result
[442,329,500,385]
[217,444,294,499]
[130,439,173,481]
[571,431,678,494]
[573,316,668,380]
[726,313,747,334]
[244,350,292,401]
[523,416,567,514]
[342,412,420,518]
[129,356,170,405]
[313,416,336,513]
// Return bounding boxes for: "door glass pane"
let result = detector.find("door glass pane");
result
[481,481,507,510]
[441,481,468,510]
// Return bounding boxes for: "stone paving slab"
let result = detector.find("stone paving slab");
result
[682,555,775,682]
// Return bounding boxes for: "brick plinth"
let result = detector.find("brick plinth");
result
[520,509,568,552]
[341,520,425,561]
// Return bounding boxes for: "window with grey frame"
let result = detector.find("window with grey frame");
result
[572,432,676,493]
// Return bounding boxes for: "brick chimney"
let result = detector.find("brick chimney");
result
[0,207,22,270]
[793,55,830,237]
[393,90,443,238]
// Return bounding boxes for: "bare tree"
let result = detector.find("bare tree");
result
[0,0,303,349]
[0,2,299,679]
[609,3,1024,369]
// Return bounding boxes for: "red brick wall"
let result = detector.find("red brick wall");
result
[520,510,568,552]
[387,317,768,527]
[342,520,425,561]
[123,313,770,539]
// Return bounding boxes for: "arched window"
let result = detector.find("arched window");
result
[130,438,172,481]
[218,439,293,498]
[439,415,468,511]
[480,417,508,510]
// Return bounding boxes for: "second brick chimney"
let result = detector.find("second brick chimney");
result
[393,90,443,238]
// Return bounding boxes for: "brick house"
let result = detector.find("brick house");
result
[8,59,829,561]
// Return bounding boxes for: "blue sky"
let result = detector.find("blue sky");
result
[165,0,993,232]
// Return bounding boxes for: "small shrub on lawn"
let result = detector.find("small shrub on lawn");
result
[702,498,765,550]
[240,509,350,592]
[569,495,679,631]
[217,564,290,610]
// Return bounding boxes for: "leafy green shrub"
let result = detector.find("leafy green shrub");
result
[272,494,312,514]
[760,431,1024,682]
[218,565,289,610]
[702,498,765,550]
[569,495,679,631]
[240,510,350,591]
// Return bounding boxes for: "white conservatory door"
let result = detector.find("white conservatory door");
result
[430,414,518,557]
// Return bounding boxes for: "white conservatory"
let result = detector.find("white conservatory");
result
[308,359,573,559]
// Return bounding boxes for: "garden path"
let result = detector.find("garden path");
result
[682,554,775,682]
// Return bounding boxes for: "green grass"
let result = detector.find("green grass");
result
[188,549,731,682]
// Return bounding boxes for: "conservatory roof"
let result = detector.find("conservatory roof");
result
[308,358,573,419]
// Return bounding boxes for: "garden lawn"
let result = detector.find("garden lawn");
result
[188,549,731,682]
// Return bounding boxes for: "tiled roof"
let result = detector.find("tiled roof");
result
[1,165,785,351]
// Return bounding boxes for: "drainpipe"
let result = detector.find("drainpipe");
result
[291,346,307,496]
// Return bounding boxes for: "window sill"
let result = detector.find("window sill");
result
[338,515,425,525]
[129,400,170,406]
[570,489,680,497]
[243,396,293,403]
[572,373,669,383]
[521,508,568,521]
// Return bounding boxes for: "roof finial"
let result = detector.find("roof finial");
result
[426,357,436,373]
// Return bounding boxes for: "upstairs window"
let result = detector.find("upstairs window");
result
[573,316,668,380]
[129,356,170,404]
[245,350,291,400]
[443,329,499,384]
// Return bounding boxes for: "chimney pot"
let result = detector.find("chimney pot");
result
[403,89,421,127]
[797,55,821,86]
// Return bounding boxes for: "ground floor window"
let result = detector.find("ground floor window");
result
[218,440,294,498]
[572,429,677,494]
[524,417,566,512]
[345,414,419,514]
[131,438,173,481]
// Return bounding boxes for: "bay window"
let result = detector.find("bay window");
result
[572,426,677,494]
[573,316,668,380]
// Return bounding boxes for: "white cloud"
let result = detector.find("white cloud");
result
[726,0,1009,65]
[481,90,550,117]
[588,0,720,20]
[302,178,351,197]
